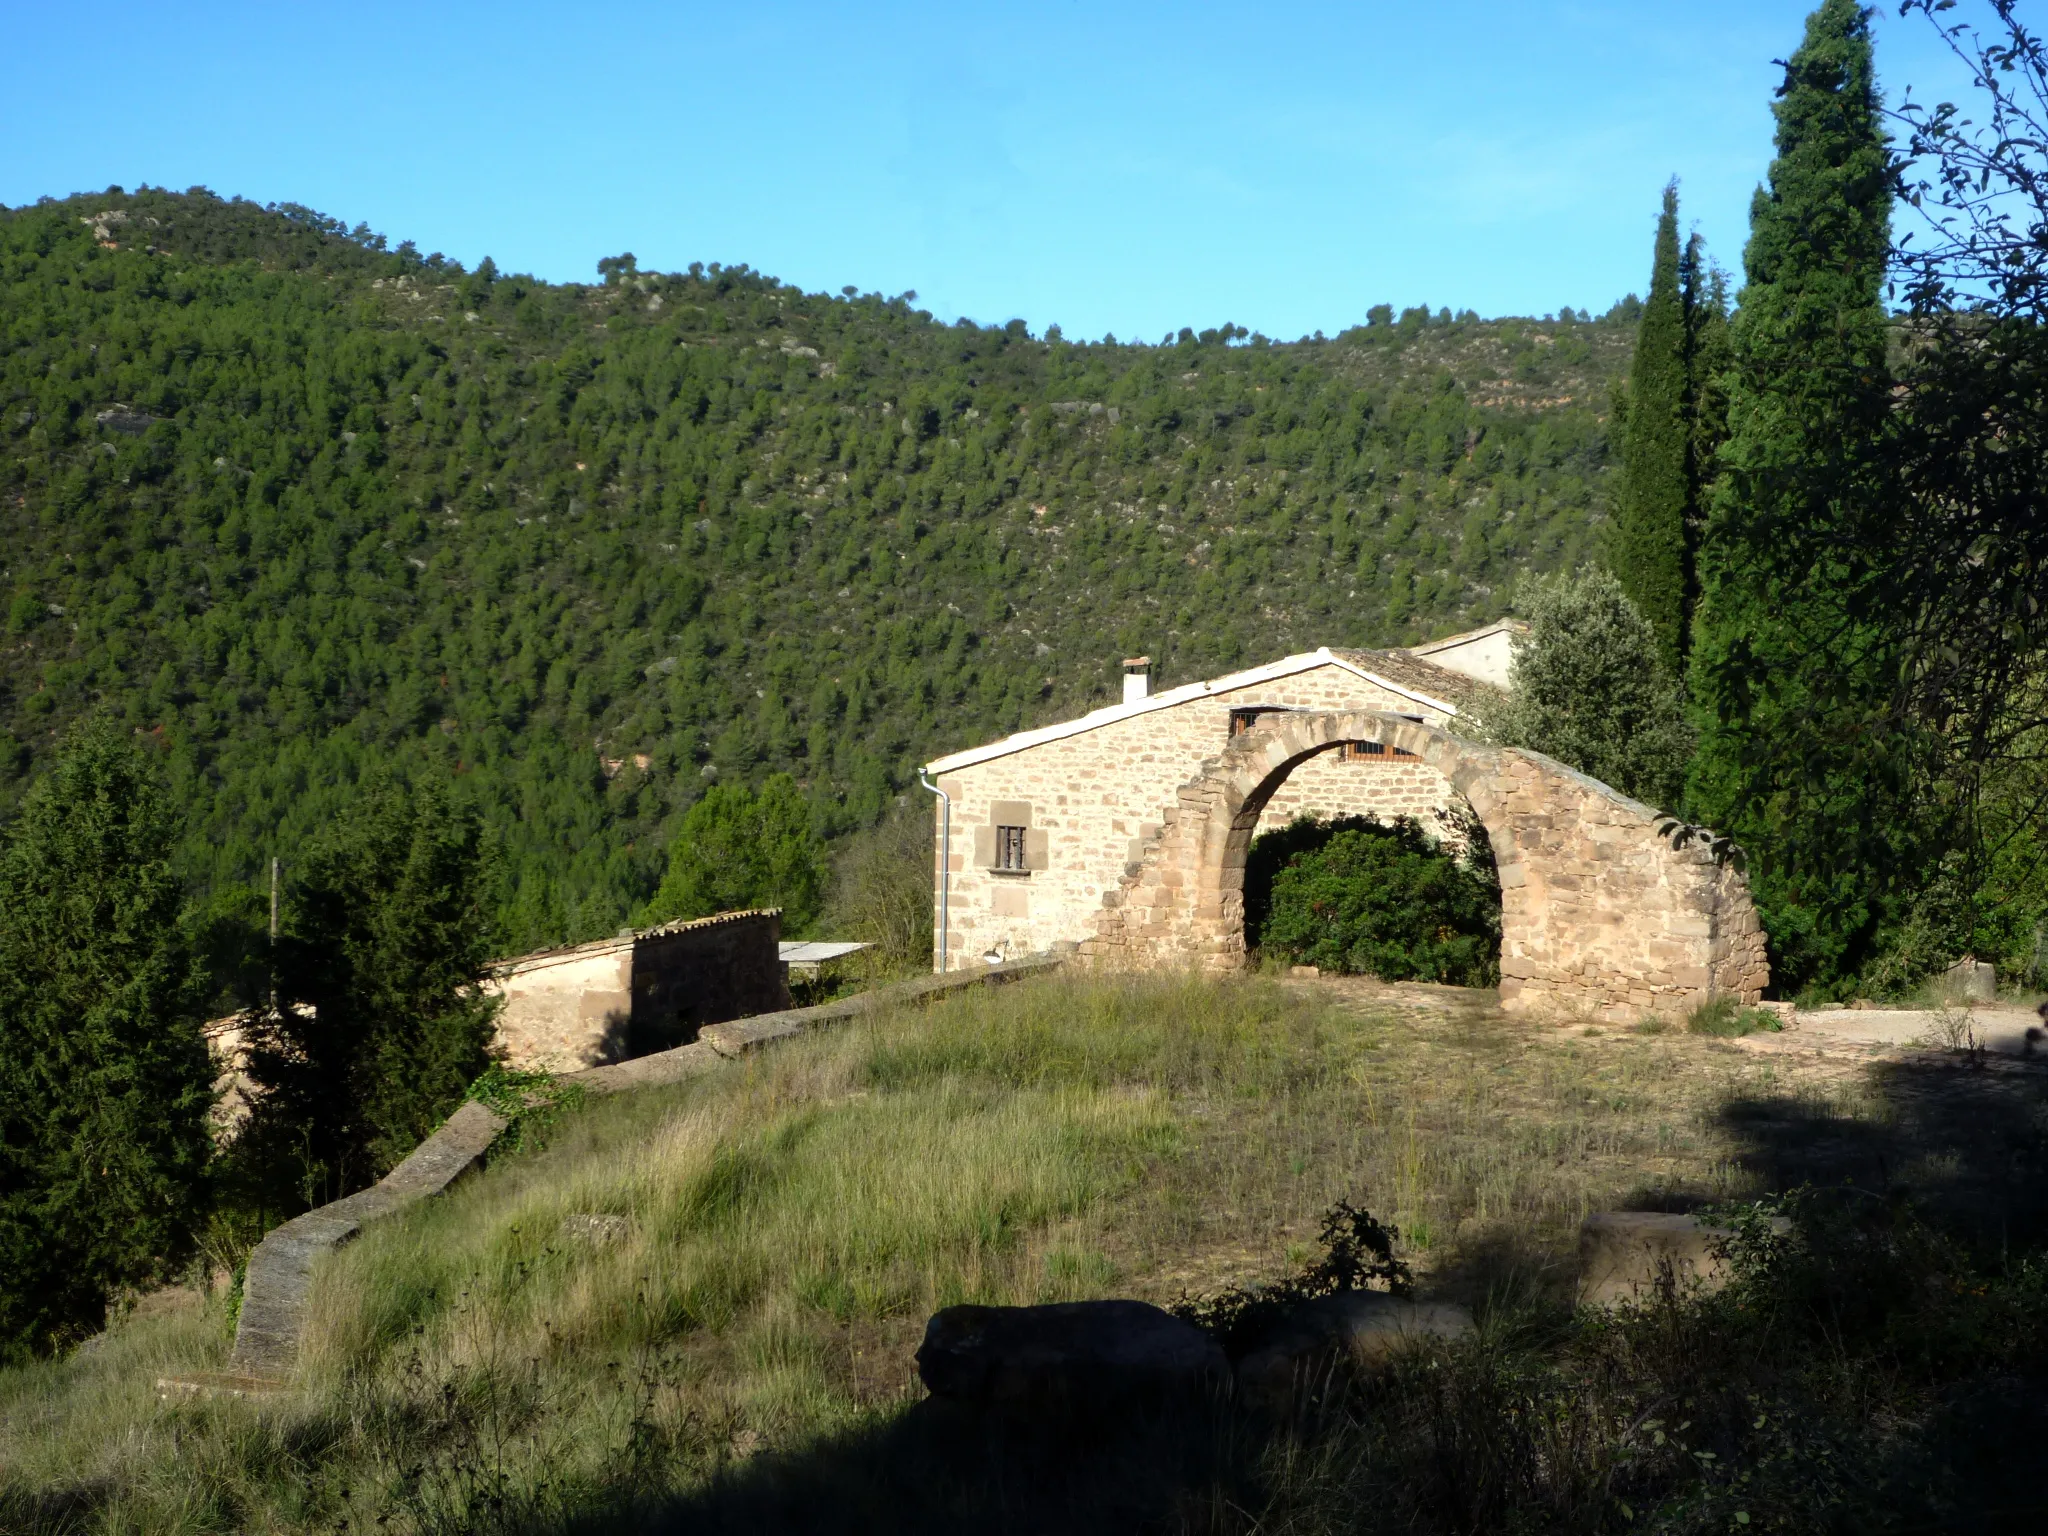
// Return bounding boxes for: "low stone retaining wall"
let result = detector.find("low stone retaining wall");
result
[160,956,1060,1398]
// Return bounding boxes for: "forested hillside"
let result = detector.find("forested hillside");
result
[0,188,1635,949]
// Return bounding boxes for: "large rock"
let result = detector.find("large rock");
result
[1939,957,1996,1003]
[1233,1292,1474,1416]
[915,1300,1226,1411]
[1578,1211,1788,1307]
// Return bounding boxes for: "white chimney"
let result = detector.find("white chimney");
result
[1122,656,1152,704]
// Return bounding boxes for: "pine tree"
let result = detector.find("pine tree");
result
[1613,183,1692,672]
[1687,0,1903,993]
[248,776,500,1195]
[641,774,826,935]
[0,723,213,1361]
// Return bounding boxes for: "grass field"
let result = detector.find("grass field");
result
[5,972,2044,1534]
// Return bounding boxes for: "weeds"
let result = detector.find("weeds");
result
[1173,1200,1413,1358]
[1931,1004,1981,1054]
[465,1066,587,1159]
[1685,995,1783,1037]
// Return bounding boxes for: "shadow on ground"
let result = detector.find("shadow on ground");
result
[620,1395,1251,1536]
[1718,1056,2048,1249]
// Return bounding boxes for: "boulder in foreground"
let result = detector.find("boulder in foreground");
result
[1579,1210,1788,1306]
[916,1300,1226,1411]
[1233,1291,1475,1416]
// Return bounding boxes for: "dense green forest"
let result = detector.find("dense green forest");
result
[0,187,1636,950]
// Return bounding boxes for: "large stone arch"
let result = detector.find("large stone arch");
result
[1081,710,1769,1022]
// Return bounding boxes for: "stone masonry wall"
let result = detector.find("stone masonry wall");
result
[630,910,791,1053]
[1083,710,1769,1022]
[931,662,1460,968]
[485,940,635,1074]
[1259,755,1458,843]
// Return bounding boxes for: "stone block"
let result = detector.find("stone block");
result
[1578,1211,1787,1307]
[561,1212,634,1245]
[1234,1291,1474,1416]
[1939,957,1996,1003]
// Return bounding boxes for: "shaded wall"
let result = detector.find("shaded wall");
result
[488,910,791,1072]
[630,910,792,1055]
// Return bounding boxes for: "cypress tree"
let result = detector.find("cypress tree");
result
[1687,0,1903,993]
[1613,182,1692,673]
[1681,237,1733,507]
[0,723,213,1361]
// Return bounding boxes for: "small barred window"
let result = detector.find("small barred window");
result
[1338,740,1420,764]
[1228,706,1294,739]
[996,825,1028,871]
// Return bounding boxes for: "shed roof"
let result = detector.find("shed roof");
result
[491,908,783,976]
[779,940,870,964]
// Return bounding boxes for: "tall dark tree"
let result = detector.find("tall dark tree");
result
[1613,186,1733,675]
[1688,0,1904,993]
[1612,183,1692,672]
[246,776,499,1198]
[1681,234,1734,533]
[0,723,213,1361]
[1877,0,2048,975]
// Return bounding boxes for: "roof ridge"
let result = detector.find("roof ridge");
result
[925,646,1474,775]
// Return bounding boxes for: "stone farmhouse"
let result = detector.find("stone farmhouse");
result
[923,641,1506,968]
[922,629,1771,1023]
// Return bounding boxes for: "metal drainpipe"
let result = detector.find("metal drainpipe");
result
[918,769,951,972]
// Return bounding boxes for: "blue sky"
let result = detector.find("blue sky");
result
[2,1,1977,339]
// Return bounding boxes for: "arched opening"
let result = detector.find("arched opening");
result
[1084,710,1770,1023]
[1237,743,1502,986]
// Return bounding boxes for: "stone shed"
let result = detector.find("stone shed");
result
[486,909,791,1073]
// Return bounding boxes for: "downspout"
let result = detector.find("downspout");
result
[917,769,951,972]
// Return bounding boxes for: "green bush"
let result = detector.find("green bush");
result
[821,799,933,980]
[1486,566,1695,811]
[1253,815,1501,987]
